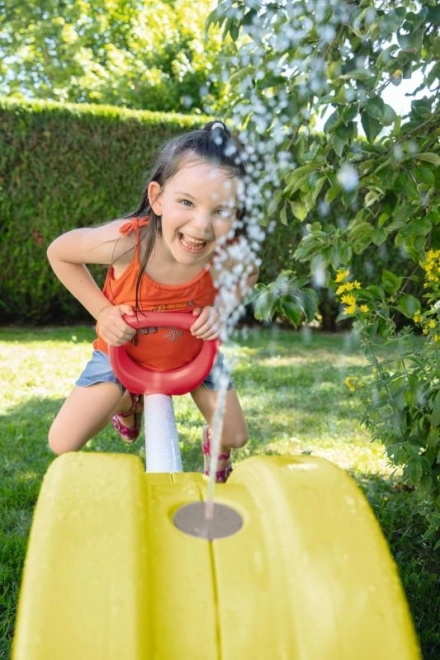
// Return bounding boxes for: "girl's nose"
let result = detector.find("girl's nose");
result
[192,211,211,231]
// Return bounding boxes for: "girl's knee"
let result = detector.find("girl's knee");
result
[47,428,69,455]
[47,420,83,455]
[225,426,248,450]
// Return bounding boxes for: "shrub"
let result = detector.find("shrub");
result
[0,98,200,324]
[334,258,440,539]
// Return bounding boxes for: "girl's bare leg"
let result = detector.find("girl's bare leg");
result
[191,385,248,473]
[48,382,123,455]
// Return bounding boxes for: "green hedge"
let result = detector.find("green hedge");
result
[0,98,201,324]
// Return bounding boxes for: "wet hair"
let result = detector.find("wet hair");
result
[124,120,247,312]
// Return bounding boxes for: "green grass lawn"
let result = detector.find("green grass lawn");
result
[1,325,439,658]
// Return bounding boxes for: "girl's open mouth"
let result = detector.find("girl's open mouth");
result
[180,233,207,253]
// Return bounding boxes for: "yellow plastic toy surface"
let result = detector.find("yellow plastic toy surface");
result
[13,453,421,660]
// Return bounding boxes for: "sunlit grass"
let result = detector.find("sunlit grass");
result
[0,325,439,658]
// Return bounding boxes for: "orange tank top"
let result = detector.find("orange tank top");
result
[93,217,218,371]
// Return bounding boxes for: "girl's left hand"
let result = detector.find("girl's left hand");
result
[190,306,221,340]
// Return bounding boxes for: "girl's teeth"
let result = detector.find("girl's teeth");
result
[181,235,206,250]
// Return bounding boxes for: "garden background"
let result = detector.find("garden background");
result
[1,0,439,658]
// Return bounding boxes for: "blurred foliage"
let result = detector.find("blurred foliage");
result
[0,97,201,323]
[334,260,440,539]
[208,0,439,278]
[208,0,440,528]
[0,0,224,114]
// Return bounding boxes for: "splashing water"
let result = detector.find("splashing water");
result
[203,5,299,514]
[203,0,366,513]
[204,384,226,520]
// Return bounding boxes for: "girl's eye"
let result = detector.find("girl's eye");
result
[180,199,193,207]
[216,208,234,219]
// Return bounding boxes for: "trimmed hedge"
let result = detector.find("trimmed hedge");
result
[0,98,201,324]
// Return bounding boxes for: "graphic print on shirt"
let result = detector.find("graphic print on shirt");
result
[130,300,196,346]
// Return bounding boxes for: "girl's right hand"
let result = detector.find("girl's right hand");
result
[97,304,136,346]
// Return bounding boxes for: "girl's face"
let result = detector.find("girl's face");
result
[148,157,240,266]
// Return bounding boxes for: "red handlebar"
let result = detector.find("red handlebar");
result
[108,312,219,395]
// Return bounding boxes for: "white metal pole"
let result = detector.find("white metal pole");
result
[143,394,183,473]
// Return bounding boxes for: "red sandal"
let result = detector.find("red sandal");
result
[202,426,233,483]
[112,393,143,444]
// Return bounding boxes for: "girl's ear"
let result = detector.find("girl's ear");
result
[148,181,162,215]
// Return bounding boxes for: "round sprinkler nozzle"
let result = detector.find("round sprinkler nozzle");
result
[173,502,243,540]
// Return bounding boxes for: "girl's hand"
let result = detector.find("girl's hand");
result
[190,306,221,340]
[97,304,137,346]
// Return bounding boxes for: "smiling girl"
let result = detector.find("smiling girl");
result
[47,121,258,481]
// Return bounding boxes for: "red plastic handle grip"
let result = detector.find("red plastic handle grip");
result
[108,312,219,395]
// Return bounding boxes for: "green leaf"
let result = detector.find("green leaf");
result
[339,69,375,82]
[361,111,383,143]
[396,294,421,319]
[299,288,319,322]
[431,391,440,427]
[382,103,397,126]
[365,96,385,120]
[410,99,432,121]
[365,190,381,207]
[285,166,315,195]
[248,285,273,320]
[415,153,440,167]
[331,134,346,157]
[290,202,308,221]
[323,110,340,133]
[229,65,256,85]
[324,183,342,204]
[372,227,387,246]
[414,165,435,186]
[294,235,325,262]
[335,121,356,141]
[381,269,402,295]
[364,98,395,127]
[348,221,374,252]
[311,176,327,203]
[280,301,303,328]
[427,423,440,447]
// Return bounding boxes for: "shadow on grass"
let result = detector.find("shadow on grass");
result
[352,471,440,660]
[1,397,55,658]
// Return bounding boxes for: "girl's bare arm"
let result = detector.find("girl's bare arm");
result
[47,222,137,345]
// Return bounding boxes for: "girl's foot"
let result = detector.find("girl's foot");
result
[202,426,233,482]
[112,393,143,444]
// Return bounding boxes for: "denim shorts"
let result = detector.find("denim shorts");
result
[75,349,233,392]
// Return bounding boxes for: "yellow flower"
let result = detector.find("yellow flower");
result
[344,377,356,392]
[341,293,356,306]
[423,250,440,283]
[335,269,350,283]
[336,284,348,295]
[343,281,362,292]
[359,305,369,313]
[434,334,440,343]
[344,304,357,315]
[413,312,423,324]
[426,319,436,329]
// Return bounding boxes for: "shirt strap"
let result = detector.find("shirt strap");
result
[119,217,149,236]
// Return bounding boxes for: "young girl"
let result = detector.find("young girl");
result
[47,120,258,482]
